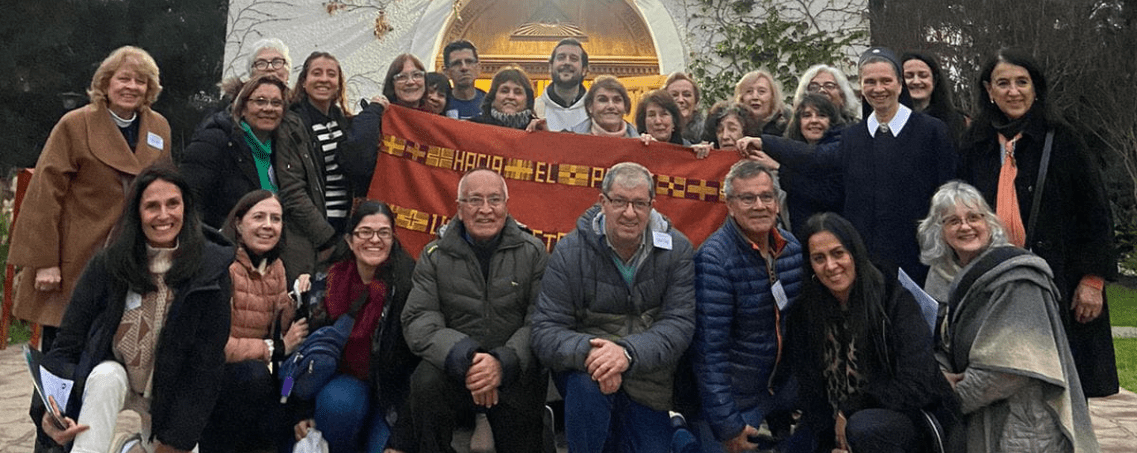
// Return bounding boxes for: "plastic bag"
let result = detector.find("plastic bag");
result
[293,427,329,453]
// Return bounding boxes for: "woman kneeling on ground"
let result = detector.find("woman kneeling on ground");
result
[292,201,419,453]
[200,190,310,452]
[787,212,955,453]
[32,165,232,453]
[917,181,1098,452]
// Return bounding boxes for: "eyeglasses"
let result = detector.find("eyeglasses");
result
[253,58,287,71]
[807,82,840,93]
[448,58,478,68]
[249,97,284,109]
[458,196,506,208]
[352,228,394,241]
[728,192,777,207]
[603,194,652,212]
[942,212,985,229]
[393,71,426,83]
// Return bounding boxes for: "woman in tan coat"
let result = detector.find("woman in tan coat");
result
[8,45,171,347]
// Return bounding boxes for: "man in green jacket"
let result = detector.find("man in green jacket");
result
[401,168,548,453]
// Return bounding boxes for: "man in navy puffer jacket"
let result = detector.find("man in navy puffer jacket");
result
[693,160,805,453]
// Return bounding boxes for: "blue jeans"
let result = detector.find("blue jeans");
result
[314,374,390,453]
[556,371,672,453]
[692,377,809,453]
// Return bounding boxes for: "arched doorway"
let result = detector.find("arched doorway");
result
[433,0,676,121]
[436,0,661,80]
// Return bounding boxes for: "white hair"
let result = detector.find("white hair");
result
[917,181,1011,269]
[793,64,860,121]
[457,168,509,201]
[247,38,291,72]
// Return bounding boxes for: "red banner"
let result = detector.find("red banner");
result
[368,106,738,256]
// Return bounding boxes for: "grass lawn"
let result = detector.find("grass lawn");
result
[7,319,31,345]
[1109,283,1137,392]
[1108,283,1137,327]
[1115,338,1137,393]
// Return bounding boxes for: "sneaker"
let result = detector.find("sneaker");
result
[669,411,688,430]
[110,432,144,453]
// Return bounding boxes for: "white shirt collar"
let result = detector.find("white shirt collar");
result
[866,104,912,137]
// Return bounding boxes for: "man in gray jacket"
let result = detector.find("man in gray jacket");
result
[402,168,548,453]
[531,162,696,452]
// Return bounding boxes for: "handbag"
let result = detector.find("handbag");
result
[279,291,369,402]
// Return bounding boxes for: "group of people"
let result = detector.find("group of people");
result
[6,31,1116,453]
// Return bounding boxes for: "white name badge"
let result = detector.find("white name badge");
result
[772,280,789,311]
[652,231,673,250]
[147,132,164,150]
[125,291,142,311]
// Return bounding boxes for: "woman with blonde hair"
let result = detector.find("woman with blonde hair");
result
[9,46,171,351]
[664,72,706,143]
[735,69,789,136]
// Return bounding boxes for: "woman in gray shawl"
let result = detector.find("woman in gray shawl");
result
[917,181,1098,452]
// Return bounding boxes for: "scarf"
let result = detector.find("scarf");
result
[239,120,277,192]
[323,259,388,379]
[590,119,627,137]
[992,111,1029,141]
[489,108,534,129]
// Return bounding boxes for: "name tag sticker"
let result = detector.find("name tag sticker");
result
[147,132,164,150]
[772,280,789,311]
[125,291,142,311]
[652,232,672,250]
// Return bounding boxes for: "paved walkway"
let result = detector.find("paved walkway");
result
[0,343,1134,452]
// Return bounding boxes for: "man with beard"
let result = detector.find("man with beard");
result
[442,40,486,119]
[535,38,589,131]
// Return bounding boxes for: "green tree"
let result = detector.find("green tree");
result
[868,0,1137,238]
[687,0,867,105]
[0,0,228,171]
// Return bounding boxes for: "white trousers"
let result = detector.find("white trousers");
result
[69,361,173,453]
